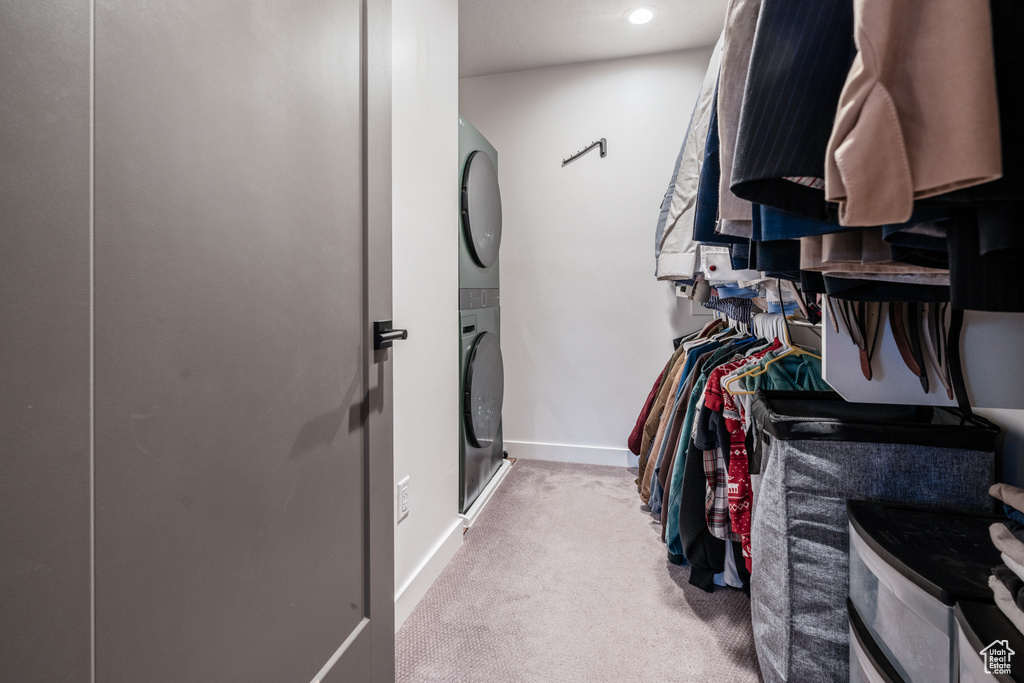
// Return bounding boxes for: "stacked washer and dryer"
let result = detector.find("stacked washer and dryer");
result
[458,115,504,514]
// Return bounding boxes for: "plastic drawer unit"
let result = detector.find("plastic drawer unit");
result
[956,601,1024,682]
[848,501,1002,682]
[849,598,907,683]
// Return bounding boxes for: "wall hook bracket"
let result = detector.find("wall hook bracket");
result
[561,138,607,167]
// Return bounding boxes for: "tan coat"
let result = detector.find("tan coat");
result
[640,361,688,503]
[637,344,688,485]
[825,0,1001,226]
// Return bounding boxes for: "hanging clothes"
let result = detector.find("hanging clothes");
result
[643,336,726,505]
[628,310,833,597]
[637,341,690,485]
[674,341,764,589]
[824,0,1001,226]
[655,345,731,519]
[637,321,723,488]
[655,33,724,282]
[693,88,746,252]
[650,0,1020,314]
[701,342,782,569]
[641,342,711,504]
[715,0,760,240]
[729,0,855,221]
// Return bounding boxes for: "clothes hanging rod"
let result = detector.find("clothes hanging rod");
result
[561,138,607,167]
[787,317,822,337]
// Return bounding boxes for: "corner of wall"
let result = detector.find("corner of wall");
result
[977,408,1024,487]
[391,0,462,627]
[394,519,463,631]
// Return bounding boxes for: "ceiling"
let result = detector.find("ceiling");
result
[458,0,725,79]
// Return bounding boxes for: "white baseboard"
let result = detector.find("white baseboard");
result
[394,519,463,632]
[459,459,513,529]
[503,440,631,467]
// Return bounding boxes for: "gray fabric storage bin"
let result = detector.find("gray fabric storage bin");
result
[747,391,998,683]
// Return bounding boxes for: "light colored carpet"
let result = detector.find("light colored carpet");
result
[395,459,762,683]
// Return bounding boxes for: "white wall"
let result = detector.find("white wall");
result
[978,409,1024,488]
[460,49,713,465]
[392,0,462,630]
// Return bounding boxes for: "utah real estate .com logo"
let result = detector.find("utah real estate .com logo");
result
[981,639,1015,676]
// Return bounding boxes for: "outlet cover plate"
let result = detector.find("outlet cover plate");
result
[397,476,410,523]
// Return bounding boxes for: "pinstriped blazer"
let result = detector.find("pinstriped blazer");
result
[730,0,856,221]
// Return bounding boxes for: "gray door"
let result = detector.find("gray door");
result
[1,0,394,681]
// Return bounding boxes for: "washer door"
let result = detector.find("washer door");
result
[464,331,504,447]
[461,150,502,268]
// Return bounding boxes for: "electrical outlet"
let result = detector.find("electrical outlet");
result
[397,476,410,523]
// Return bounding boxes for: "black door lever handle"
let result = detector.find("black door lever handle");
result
[374,320,409,350]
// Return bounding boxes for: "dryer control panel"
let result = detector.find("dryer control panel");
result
[459,288,500,310]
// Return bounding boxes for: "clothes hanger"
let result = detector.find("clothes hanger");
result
[786,314,822,338]
[724,310,821,395]
[696,316,726,340]
[751,312,774,341]
[750,312,785,348]
[937,302,954,399]
[709,313,738,340]
[751,313,762,340]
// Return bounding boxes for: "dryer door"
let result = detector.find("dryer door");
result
[461,150,502,268]
[464,331,504,446]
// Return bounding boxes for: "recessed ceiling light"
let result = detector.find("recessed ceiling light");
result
[627,7,655,24]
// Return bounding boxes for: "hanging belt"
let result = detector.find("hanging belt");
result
[906,302,929,393]
[838,299,864,349]
[937,303,954,400]
[828,298,967,408]
[850,301,882,381]
[947,308,972,417]
[890,302,922,380]
[921,302,953,400]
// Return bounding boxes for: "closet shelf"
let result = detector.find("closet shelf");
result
[822,307,1024,410]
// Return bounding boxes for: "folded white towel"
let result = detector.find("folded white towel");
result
[990,574,1024,636]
